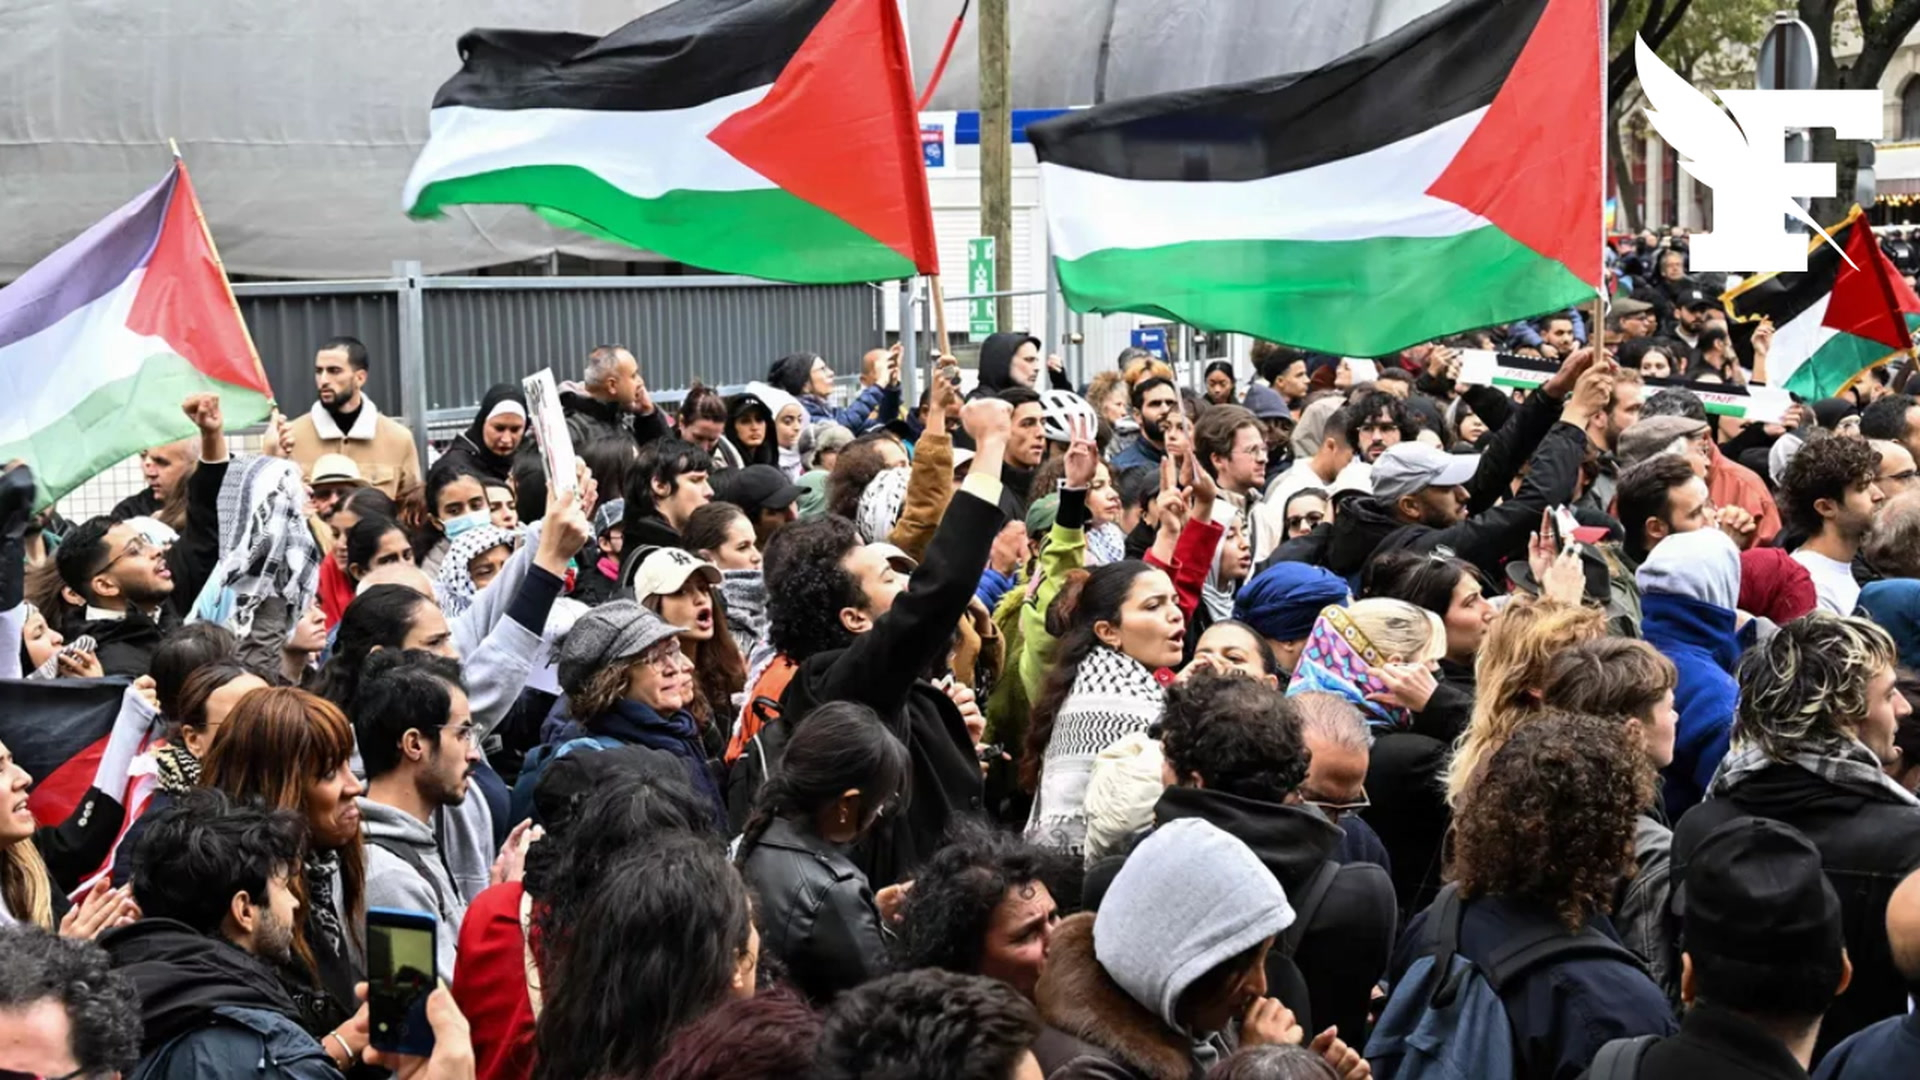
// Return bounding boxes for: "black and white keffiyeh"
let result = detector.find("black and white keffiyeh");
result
[1024,645,1166,855]
[190,455,320,638]
[1711,737,1920,807]
[436,524,521,618]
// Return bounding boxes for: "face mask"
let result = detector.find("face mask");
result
[444,509,491,540]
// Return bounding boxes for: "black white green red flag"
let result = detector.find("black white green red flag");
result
[1028,0,1602,356]
[1723,208,1920,399]
[402,0,939,284]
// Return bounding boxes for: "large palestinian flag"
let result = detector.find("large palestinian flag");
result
[0,161,273,510]
[1723,208,1920,399]
[1028,0,1600,357]
[402,0,939,284]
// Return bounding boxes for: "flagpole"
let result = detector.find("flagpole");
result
[169,139,275,409]
[1594,0,1609,355]
[929,274,953,358]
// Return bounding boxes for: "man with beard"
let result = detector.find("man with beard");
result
[275,335,422,499]
[101,788,338,1075]
[357,650,483,978]
[56,393,230,676]
[1109,376,1182,471]
[1785,434,1886,615]
[1344,390,1419,464]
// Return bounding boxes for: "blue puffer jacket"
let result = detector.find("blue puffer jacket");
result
[1640,590,1740,819]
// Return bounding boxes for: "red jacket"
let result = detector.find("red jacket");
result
[453,882,539,1080]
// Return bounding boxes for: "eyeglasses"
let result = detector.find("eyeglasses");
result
[637,644,691,674]
[1303,788,1370,823]
[448,723,478,747]
[96,535,153,576]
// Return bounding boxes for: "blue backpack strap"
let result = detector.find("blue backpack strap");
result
[1479,922,1643,995]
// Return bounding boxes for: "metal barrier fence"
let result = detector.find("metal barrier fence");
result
[58,271,885,519]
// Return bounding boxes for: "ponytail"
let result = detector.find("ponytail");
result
[1020,561,1154,792]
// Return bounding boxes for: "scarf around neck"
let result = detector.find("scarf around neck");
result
[1710,737,1920,807]
[1025,645,1167,855]
[1085,522,1126,567]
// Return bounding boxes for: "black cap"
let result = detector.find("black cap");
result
[713,463,803,513]
[1679,281,1715,309]
[1681,816,1843,966]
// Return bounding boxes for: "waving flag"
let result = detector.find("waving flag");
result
[1723,208,1920,399]
[0,161,272,509]
[1029,0,1601,356]
[402,0,938,284]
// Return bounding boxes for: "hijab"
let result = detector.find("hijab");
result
[1285,605,1406,730]
[456,383,529,480]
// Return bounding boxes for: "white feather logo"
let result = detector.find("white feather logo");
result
[1635,35,1856,269]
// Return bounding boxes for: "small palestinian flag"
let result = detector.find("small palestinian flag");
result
[1723,208,1920,399]
[402,0,938,284]
[0,161,273,510]
[1028,0,1600,357]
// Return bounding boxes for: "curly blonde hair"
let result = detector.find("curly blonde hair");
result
[1444,597,1605,807]
[1449,709,1653,930]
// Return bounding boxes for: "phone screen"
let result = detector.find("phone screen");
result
[367,909,437,1056]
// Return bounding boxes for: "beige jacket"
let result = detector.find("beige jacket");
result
[285,397,421,498]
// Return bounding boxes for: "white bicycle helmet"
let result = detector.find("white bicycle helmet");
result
[1040,389,1098,443]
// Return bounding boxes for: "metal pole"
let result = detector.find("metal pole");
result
[393,259,431,468]
[899,279,920,411]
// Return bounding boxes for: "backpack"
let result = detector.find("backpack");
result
[1585,1035,1658,1080]
[1365,883,1646,1080]
[507,734,624,825]
[725,711,791,834]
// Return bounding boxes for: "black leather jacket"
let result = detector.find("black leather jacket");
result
[737,817,888,1002]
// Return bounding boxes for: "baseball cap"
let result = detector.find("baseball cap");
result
[1679,816,1843,967]
[1677,281,1716,310]
[1369,444,1480,500]
[1617,415,1709,469]
[556,599,684,694]
[310,454,368,487]
[715,463,803,514]
[626,546,722,600]
[592,498,626,539]
[1026,492,1061,536]
[867,542,918,573]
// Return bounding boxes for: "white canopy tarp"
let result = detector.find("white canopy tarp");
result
[0,0,1445,279]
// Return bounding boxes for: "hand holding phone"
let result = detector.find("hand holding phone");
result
[367,908,438,1057]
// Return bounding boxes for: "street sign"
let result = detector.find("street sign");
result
[967,237,996,337]
[1130,326,1168,360]
[1757,16,1817,92]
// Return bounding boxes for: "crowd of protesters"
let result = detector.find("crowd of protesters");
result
[10,241,1920,1080]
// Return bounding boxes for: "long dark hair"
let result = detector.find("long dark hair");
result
[1021,561,1157,793]
[826,438,895,521]
[346,514,406,581]
[683,501,751,558]
[578,437,639,509]
[311,585,434,713]
[523,755,714,907]
[534,833,752,1080]
[1362,549,1482,617]
[736,701,910,860]
[416,464,489,559]
[149,623,239,722]
[336,486,397,526]
[640,589,747,735]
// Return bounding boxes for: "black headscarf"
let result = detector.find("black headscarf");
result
[443,383,529,483]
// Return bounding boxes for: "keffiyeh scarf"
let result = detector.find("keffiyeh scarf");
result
[1085,522,1126,567]
[1710,737,1920,806]
[154,742,202,796]
[1287,605,1406,730]
[720,569,769,658]
[1024,645,1165,856]
[856,466,911,544]
[190,456,321,638]
[436,524,521,619]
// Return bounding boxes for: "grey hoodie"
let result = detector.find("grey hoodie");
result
[359,797,468,980]
[1636,528,1741,610]
[1094,817,1294,1057]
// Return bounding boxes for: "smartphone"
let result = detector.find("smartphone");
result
[367,908,438,1056]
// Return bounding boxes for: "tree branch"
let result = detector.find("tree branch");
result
[1647,0,1695,49]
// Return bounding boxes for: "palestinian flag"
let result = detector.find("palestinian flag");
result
[1028,0,1600,357]
[0,161,273,510]
[1723,208,1920,399]
[402,0,938,284]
